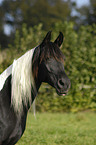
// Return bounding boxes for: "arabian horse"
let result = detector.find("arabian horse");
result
[0,31,70,145]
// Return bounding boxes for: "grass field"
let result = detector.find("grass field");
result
[16,112,96,145]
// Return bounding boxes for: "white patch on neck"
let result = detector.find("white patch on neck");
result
[0,47,36,115]
[0,65,12,91]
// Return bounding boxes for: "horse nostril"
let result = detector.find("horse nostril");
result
[58,79,65,88]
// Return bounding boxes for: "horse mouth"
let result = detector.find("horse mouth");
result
[56,90,67,96]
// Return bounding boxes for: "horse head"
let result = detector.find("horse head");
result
[32,31,71,96]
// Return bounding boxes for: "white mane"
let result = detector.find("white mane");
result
[0,48,36,115]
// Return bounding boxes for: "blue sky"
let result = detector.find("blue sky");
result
[71,0,90,16]
[0,0,3,4]
[71,0,90,8]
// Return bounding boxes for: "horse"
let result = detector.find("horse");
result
[0,31,71,145]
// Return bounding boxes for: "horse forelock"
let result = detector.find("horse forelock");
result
[40,42,65,64]
[11,47,36,115]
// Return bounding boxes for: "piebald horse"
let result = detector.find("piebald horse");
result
[0,31,70,145]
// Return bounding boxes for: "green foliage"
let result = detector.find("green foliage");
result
[17,112,96,145]
[0,21,96,112]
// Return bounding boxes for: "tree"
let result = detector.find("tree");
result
[2,0,71,30]
[0,0,72,48]
[86,0,96,25]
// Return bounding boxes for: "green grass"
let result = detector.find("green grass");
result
[16,112,96,145]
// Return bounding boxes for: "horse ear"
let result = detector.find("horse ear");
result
[40,31,51,46]
[54,32,64,47]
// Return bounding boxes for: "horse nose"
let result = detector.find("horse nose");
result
[58,78,71,90]
[58,78,65,89]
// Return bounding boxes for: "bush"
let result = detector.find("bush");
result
[0,22,96,112]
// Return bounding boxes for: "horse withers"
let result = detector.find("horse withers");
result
[0,31,70,145]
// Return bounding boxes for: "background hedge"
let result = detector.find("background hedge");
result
[0,21,96,112]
